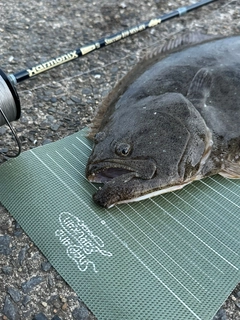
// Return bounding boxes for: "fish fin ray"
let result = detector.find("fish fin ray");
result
[145,32,215,60]
[220,161,240,179]
[187,68,212,107]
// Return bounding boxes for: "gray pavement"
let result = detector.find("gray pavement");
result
[0,0,239,319]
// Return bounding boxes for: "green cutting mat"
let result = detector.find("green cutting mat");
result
[1,129,240,320]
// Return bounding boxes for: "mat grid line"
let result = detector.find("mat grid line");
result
[199,179,240,209]
[190,183,240,225]
[171,192,239,256]
[181,188,240,244]
[138,200,224,277]
[209,176,240,198]
[151,197,238,271]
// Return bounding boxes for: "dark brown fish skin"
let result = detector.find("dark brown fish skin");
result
[86,35,240,208]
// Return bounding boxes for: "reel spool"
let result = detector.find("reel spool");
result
[0,0,217,158]
[0,69,21,157]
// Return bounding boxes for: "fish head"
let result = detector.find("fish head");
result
[86,93,211,207]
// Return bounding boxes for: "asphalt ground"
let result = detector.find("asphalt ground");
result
[0,0,239,319]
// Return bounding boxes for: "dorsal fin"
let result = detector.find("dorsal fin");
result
[87,32,218,139]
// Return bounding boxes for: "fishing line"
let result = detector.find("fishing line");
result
[0,70,21,157]
[0,0,218,157]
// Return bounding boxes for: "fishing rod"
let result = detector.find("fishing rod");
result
[0,0,217,157]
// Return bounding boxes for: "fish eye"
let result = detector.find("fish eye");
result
[94,132,106,144]
[115,143,131,157]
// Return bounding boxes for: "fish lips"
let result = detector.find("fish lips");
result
[86,158,157,183]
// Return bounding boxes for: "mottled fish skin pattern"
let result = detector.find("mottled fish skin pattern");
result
[86,35,240,208]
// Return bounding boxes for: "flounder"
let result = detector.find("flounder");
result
[86,33,240,208]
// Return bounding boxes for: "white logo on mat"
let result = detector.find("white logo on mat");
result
[55,212,112,273]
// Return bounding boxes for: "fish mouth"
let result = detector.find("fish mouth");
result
[88,167,135,183]
[87,159,157,183]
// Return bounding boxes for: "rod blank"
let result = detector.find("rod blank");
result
[12,0,217,84]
